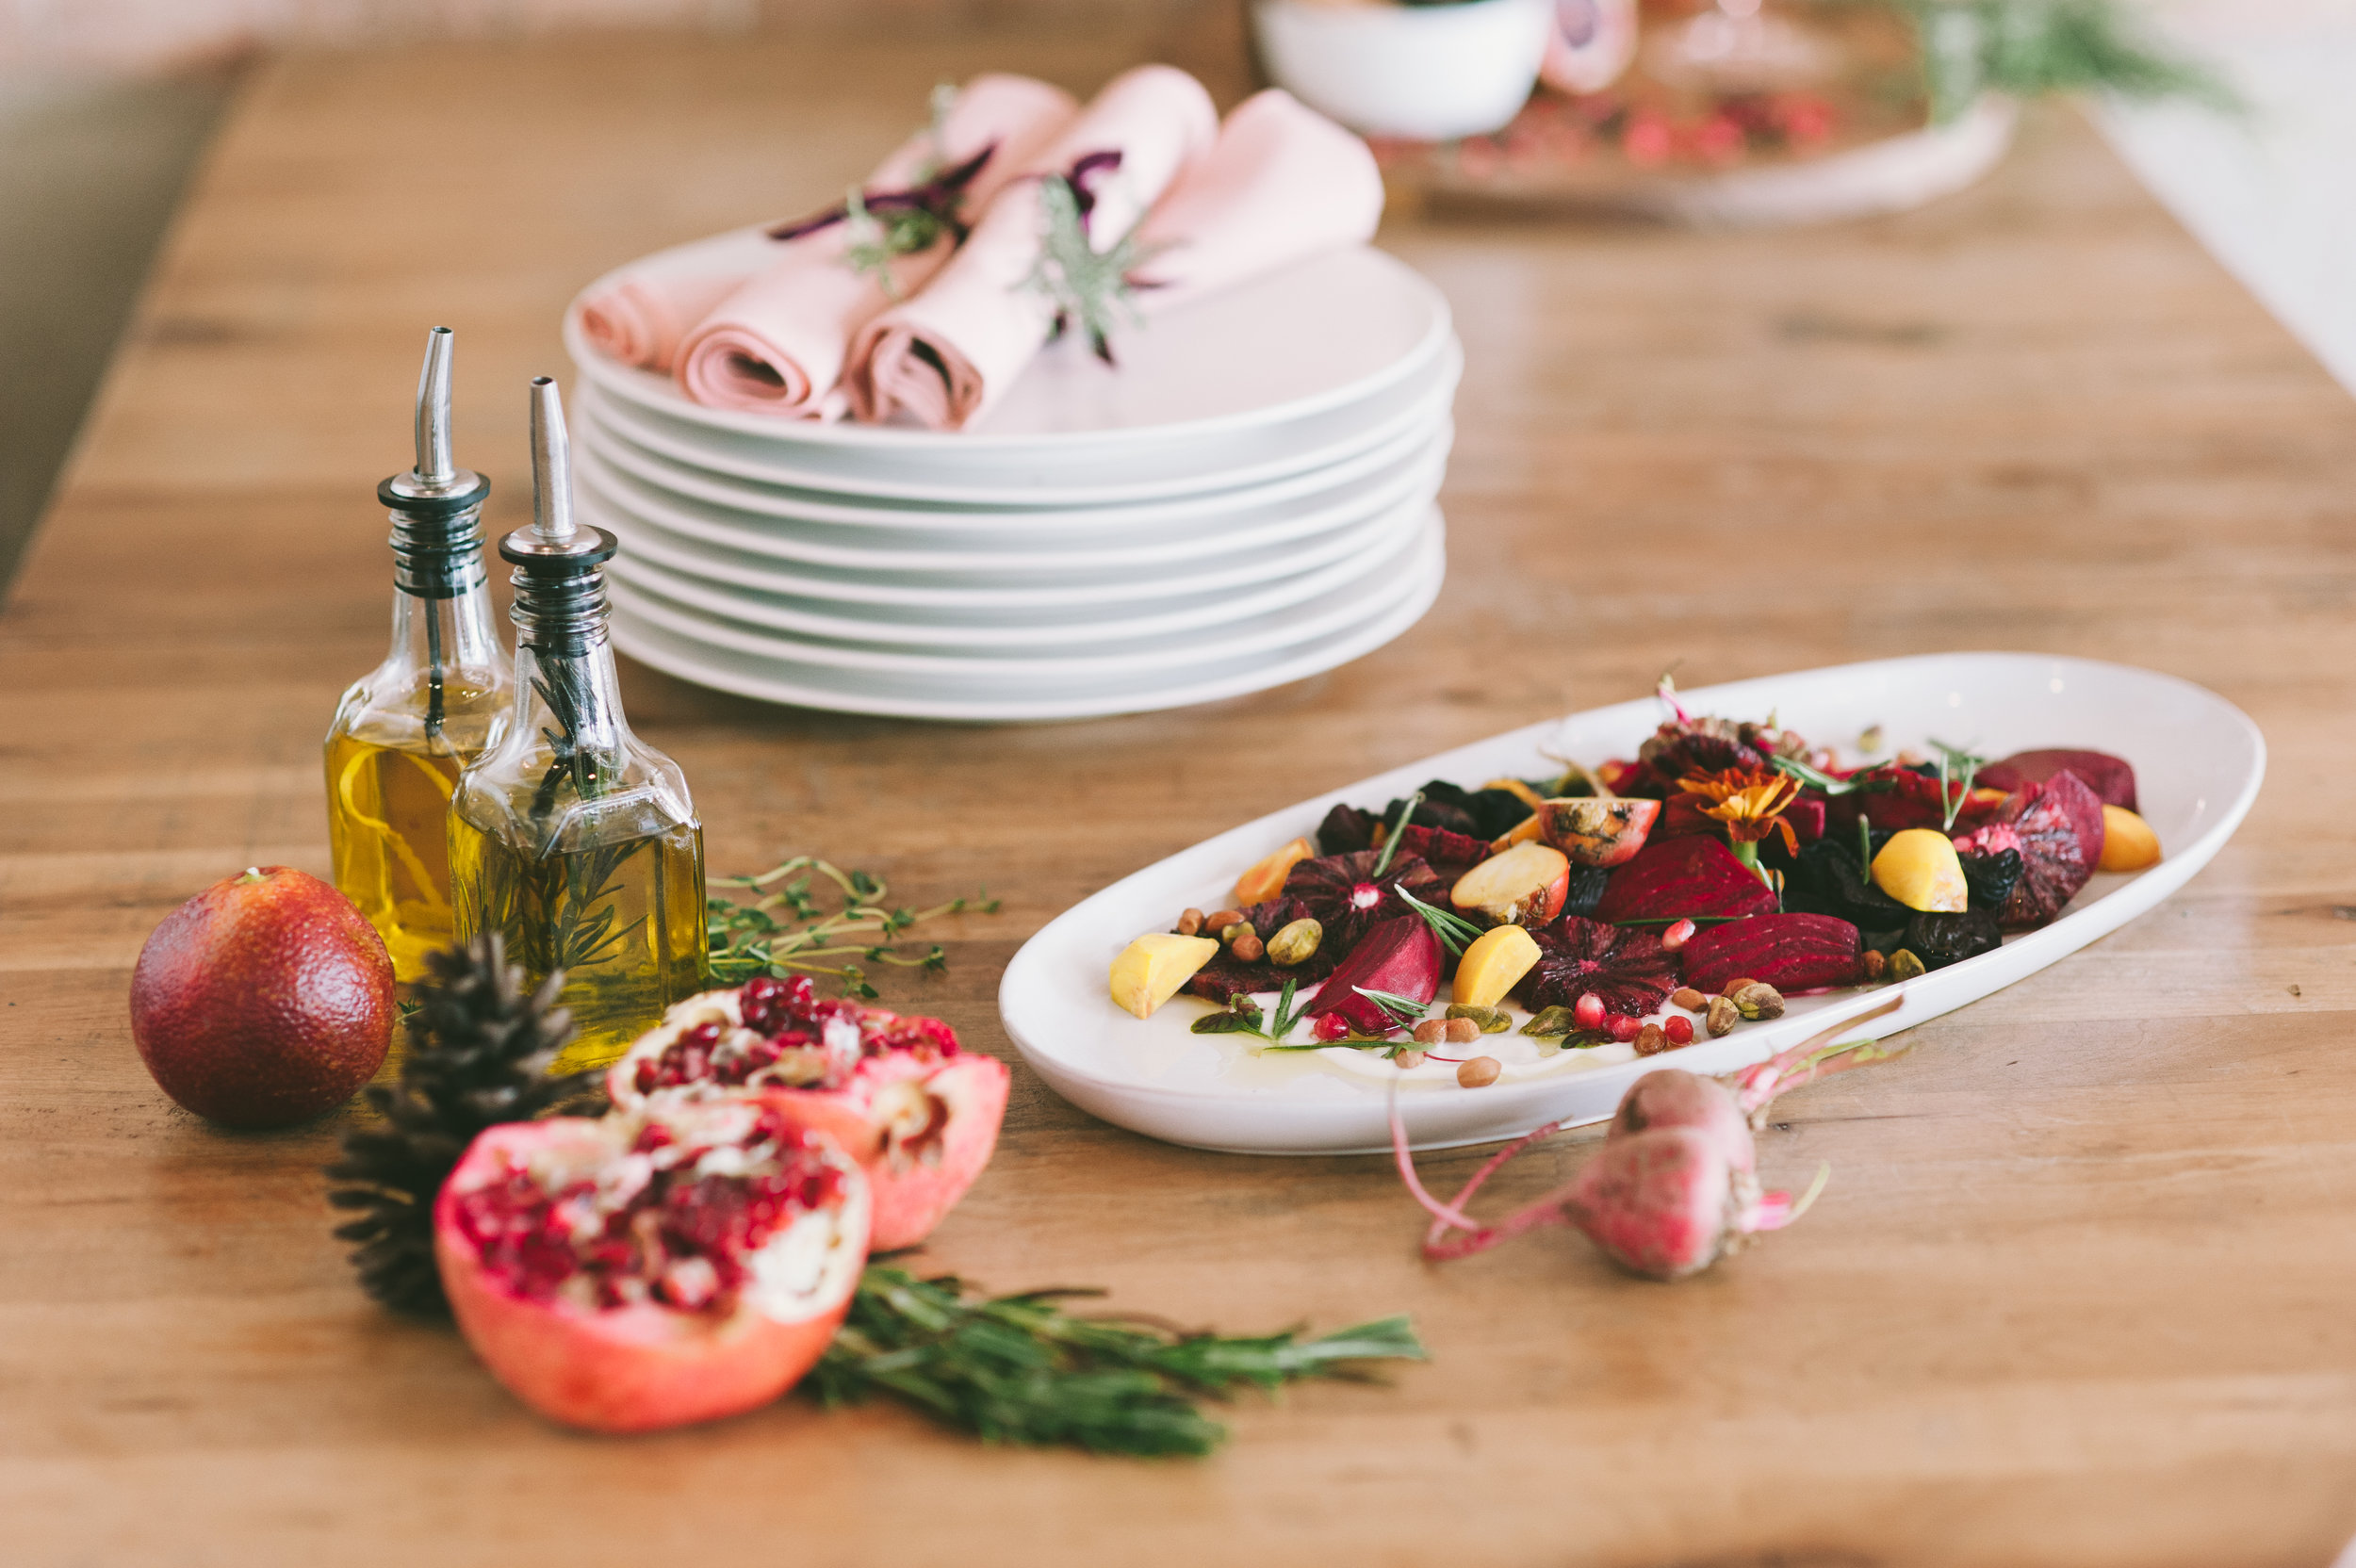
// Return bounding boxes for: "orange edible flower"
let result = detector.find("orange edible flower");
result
[1677,766,1803,856]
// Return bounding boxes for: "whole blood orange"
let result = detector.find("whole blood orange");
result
[129,866,395,1128]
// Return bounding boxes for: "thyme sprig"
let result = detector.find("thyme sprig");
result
[810,1266,1426,1457]
[707,856,998,999]
[1927,737,1988,831]
[1366,790,1424,881]
[1353,987,1432,1033]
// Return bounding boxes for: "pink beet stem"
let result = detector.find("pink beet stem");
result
[1735,992,1906,1116]
[1748,1161,1832,1233]
[1388,1090,1583,1259]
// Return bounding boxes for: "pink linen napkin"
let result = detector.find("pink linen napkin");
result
[674,74,1078,417]
[580,271,745,375]
[1124,89,1384,317]
[847,64,1219,431]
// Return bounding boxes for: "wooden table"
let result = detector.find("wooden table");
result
[8,26,2355,1567]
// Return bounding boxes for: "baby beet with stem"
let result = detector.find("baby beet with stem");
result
[1391,995,1905,1281]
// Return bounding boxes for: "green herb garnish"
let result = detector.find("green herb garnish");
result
[810,1266,1426,1457]
[1394,885,1484,957]
[1366,790,1424,881]
[1927,737,1988,832]
[1352,987,1431,1033]
[707,856,997,998]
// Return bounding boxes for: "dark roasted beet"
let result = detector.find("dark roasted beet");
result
[1383,783,1483,841]
[1978,750,2137,813]
[1182,897,1339,1000]
[1513,917,1678,1018]
[1903,907,2004,970]
[1562,865,1611,920]
[1783,835,1910,934]
[1955,775,2097,928]
[1386,823,1492,886]
[1957,847,2022,913]
[1825,765,2004,835]
[1283,850,1448,955]
[1593,836,1779,925]
[1316,803,1378,857]
[1679,913,1863,994]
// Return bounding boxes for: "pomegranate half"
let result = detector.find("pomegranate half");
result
[607,975,1007,1250]
[434,1096,870,1433]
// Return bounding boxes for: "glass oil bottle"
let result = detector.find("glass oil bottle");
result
[325,328,511,982]
[449,376,708,1070]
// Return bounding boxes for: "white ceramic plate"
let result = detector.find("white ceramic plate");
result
[996,654,2266,1154]
[610,510,1447,721]
[567,237,1452,453]
[578,408,1451,580]
[604,487,1434,650]
[608,503,1435,678]
[575,341,1463,507]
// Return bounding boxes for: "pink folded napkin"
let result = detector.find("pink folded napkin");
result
[673,74,1078,418]
[1125,89,1384,317]
[580,271,745,376]
[847,64,1219,431]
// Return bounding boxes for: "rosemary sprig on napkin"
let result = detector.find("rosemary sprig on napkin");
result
[810,1266,1427,1457]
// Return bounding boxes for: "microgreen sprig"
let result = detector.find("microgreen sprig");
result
[1191,978,1315,1045]
[1366,790,1424,881]
[707,856,998,999]
[1926,737,1988,832]
[1768,753,1892,796]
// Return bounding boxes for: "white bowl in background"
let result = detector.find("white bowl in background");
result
[1253,0,1551,142]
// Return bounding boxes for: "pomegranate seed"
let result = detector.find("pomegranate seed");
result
[1663,1014,1694,1046]
[1661,919,1696,952]
[1572,993,1606,1031]
[1607,1013,1642,1043]
[1312,1012,1350,1041]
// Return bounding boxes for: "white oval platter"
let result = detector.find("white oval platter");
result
[995,653,2265,1154]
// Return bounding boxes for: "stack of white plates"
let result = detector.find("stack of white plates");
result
[564,231,1460,721]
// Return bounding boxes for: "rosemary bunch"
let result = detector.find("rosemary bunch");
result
[1895,0,2235,122]
[810,1266,1427,1457]
[708,856,997,999]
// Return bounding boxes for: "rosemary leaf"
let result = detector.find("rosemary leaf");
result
[810,1266,1426,1457]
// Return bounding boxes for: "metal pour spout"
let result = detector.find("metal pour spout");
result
[414,326,455,484]
[529,375,576,545]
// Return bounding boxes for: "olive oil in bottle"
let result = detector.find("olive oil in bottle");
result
[449,376,709,1070]
[325,328,510,981]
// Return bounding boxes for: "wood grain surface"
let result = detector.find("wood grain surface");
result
[6,26,2355,1568]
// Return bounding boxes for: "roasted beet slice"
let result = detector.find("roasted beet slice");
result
[1513,917,1678,1018]
[1903,907,2004,970]
[1679,913,1863,995]
[1380,786,1481,840]
[1387,823,1493,886]
[1978,749,2137,812]
[1562,865,1611,920]
[1957,846,2023,913]
[1954,775,2096,928]
[1306,916,1443,1035]
[1783,835,1910,934]
[1316,804,1379,857]
[1283,850,1448,954]
[1593,836,1779,925]
[1826,765,2004,835]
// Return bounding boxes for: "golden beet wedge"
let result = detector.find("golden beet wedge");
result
[1233,837,1315,906]
[1110,934,1221,1020]
[2098,806,2162,872]
[1871,828,1970,913]
[1452,924,1542,1008]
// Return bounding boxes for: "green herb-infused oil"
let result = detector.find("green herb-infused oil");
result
[449,376,708,1069]
[325,328,511,981]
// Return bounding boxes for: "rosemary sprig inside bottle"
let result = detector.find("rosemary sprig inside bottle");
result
[708,856,998,1000]
[809,1266,1427,1457]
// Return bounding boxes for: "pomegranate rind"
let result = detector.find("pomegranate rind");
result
[1678,913,1863,995]
[1593,836,1779,925]
[435,1109,870,1435]
[760,1053,1010,1251]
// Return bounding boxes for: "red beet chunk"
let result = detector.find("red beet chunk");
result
[1955,772,2100,927]
[1513,916,1678,1018]
[1678,913,1863,995]
[1387,823,1493,884]
[1305,915,1443,1035]
[1978,749,2137,813]
[1825,764,2003,835]
[1594,836,1779,925]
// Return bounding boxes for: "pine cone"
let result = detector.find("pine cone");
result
[325,934,604,1315]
